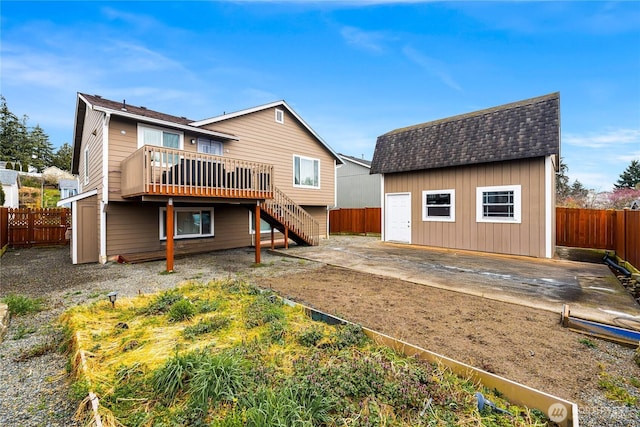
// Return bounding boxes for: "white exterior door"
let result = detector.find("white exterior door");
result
[385,193,411,243]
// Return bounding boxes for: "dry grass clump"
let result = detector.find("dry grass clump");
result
[62,277,551,427]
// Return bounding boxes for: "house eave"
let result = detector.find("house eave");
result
[92,106,239,141]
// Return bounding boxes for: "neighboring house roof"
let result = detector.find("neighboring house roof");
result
[338,153,372,169]
[370,92,560,175]
[73,93,239,174]
[0,169,20,186]
[192,100,343,165]
[59,179,78,190]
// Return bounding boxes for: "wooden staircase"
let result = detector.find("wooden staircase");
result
[260,187,320,246]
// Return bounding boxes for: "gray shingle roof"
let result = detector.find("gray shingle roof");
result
[79,93,195,125]
[338,153,372,168]
[370,93,560,174]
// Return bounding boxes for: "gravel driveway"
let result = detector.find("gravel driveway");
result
[0,245,323,427]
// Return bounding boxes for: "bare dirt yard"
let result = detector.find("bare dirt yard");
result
[260,266,640,423]
[1,244,639,426]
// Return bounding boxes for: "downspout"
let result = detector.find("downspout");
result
[72,200,78,264]
[544,155,554,258]
[100,113,110,264]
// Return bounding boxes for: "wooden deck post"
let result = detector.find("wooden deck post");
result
[255,202,261,264]
[284,227,289,249]
[166,198,174,272]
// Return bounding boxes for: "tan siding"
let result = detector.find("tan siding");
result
[105,202,254,256]
[384,158,549,257]
[107,118,206,201]
[302,205,329,239]
[201,108,336,207]
[80,108,104,194]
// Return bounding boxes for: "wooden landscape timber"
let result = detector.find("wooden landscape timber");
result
[561,304,640,348]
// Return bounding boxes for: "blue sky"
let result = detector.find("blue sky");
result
[1,1,639,191]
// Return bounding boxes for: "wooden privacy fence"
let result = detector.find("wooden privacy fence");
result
[330,207,381,235]
[0,208,71,248]
[0,208,8,250]
[556,207,640,270]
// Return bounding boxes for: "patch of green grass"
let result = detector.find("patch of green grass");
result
[578,337,598,348]
[599,370,639,407]
[1,294,45,316]
[183,316,230,340]
[243,294,285,328]
[14,340,58,362]
[168,299,196,322]
[143,290,183,315]
[297,325,324,347]
[11,324,37,340]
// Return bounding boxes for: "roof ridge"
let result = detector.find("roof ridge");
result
[384,92,560,136]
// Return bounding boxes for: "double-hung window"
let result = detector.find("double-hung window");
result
[138,124,183,165]
[422,189,455,222]
[293,155,319,188]
[476,185,521,223]
[160,207,214,239]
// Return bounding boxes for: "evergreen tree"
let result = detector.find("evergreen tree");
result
[614,160,640,189]
[569,180,589,199]
[52,142,73,171]
[0,184,5,206]
[29,124,55,172]
[0,95,29,163]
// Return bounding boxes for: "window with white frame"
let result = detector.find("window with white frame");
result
[197,138,223,156]
[83,147,89,184]
[249,211,272,235]
[293,155,320,188]
[160,207,214,239]
[476,185,521,223]
[275,108,284,124]
[138,124,183,165]
[422,189,455,222]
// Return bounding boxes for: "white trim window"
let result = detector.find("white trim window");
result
[197,138,223,156]
[293,155,320,188]
[422,189,455,222]
[275,108,284,124]
[476,185,522,223]
[249,211,272,235]
[83,147,89,184]
[160,207,214,239]
[138,124,183,165]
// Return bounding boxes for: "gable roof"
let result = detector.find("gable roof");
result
[191,100,343,164]
[338,153,372,169]
[370,92,560,175]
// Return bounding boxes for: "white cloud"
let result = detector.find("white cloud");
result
[564,128,640,149]
[340,26,387,53]
[402,46,462,92]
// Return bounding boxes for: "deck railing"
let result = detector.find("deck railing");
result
[121,145,273,199]
[263,187,319,246]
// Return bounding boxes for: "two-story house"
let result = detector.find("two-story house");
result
[64,93,342,264]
